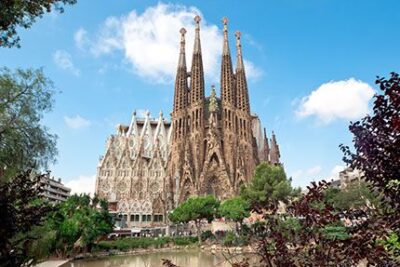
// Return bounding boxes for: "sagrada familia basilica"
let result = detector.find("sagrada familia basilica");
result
[95,16,281,227]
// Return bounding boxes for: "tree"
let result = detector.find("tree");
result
[324,181,381,210]
[169,195,219,244]
[341,72,400,211]
[218,197,250,234]
[0,68,58,182]
[0,171,51,266]
[37,194,114,257]
[0,0,77,48]
[241,163,300,207]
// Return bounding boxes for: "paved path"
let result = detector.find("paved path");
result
[35,260,68,267]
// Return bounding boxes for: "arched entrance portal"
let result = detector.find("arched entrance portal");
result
[205,175,218,196]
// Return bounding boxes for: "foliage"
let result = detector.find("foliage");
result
[33,194,113,258]
[324,181,381,210]
[229,73,400,267]
[0,171,51,266]
[200,230,215,242]
[0,0,77,48]
[96,236,197,251]
[240,163,300,207]
[169,195,219,244]
[0,68,57,182]
[219,197,250,223]
[223,231,236,247]
[341,72,400,211]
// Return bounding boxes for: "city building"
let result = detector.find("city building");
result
[339,167,364,189]
[36,175,71,204]
[95,16,281,228]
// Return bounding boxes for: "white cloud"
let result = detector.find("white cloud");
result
[74,27,89,50]
[64,115,91,129]
[291,165,322,180]
[89,3,260,84]
[296,78,375,123]
[65,175,95,196]
[327,165,345,180]
[307,165,322,176]
[53,50,80,76]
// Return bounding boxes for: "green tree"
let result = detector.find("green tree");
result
[169,195,219,245]
[241,163,300,206]
[0,68,58,182]
[0,171,51,266]
[33,194,113,257]
[324,181,381,210]
[0,0,77,48]
[218,197,250,234]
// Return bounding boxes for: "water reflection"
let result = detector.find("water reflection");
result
[61,250,242,267]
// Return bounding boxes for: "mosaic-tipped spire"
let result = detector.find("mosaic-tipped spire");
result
[193,15,202,54]
[220,17,235,108]
[222,17,230,56]
[173,28,188,112]
[235,30,250,113]
[178,27,187,68]
[190,15,205,105]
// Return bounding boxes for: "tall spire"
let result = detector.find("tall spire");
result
[222,17,230,56]
[190,15,205,105]
[269,131,281,165]
[173,28,188,113]
[235,30,250,113]
[220,17,235,107]
[193,15,202,54]
[262,128,270,162]
[178,27,186,68]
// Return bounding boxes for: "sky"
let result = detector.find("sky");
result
[1,0,399,194]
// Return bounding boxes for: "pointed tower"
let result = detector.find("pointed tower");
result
[172,27,189,141]
[235,31,250,114]
[233,30,257,187]
[169,28,190,207]
[189,15,205,109]
[219,17,237,185]
[269,131,281,165]
[186,15,206,191]
[260,128,270,162]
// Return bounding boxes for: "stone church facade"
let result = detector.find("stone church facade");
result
[95,16,280,227]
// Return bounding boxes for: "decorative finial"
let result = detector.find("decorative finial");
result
[159,110,163,117]
[194,15,201,25]
[235,31,241,39]
[222,17,229,32]
[180,27,187,41]
[179,28,186,55]
[146,110,150,117]
[133,110,137,116]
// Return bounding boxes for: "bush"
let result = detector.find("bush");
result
[173,236,198,246]
[223,231,236,247]
[201,230,216,242]
[95,236,197,251]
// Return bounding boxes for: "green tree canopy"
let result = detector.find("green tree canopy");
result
[31,194,113,257]
[324,181,381,210]
[241,163,300,206]
[169,195,219,244]
[0,171,51,266]
[0,0,77,48]
[219,197,250,223]
[0,68,58,182]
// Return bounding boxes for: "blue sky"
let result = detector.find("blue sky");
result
[1,0,399,193]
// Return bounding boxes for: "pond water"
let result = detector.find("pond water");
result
[61,250,247,267]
